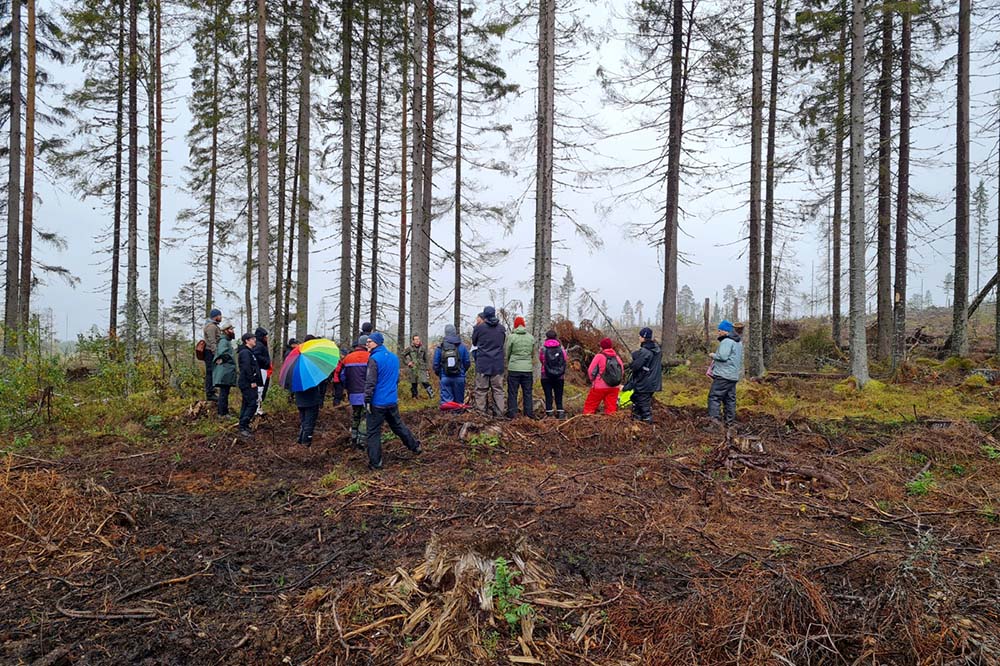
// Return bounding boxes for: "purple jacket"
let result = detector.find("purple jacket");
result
[538,339,568,379]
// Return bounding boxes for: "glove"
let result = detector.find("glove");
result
[365,402,373,414]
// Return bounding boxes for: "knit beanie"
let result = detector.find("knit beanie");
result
[639,327,654,340]
[369,332,385,345]
[514,316,526,329]
[545,329,558,340]
[718,320,735,333]
[599,337,614,350]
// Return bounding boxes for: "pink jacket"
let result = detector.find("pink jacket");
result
[588,349,622,390]
[539,339,568,379]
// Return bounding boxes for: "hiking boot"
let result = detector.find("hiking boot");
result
[556,410,566,420]
[368,460,384,471]
[412,443,422,455]
[545,410,555,419]
[238,428,254,439]
[426,386,435,399]
[702,419,725,433]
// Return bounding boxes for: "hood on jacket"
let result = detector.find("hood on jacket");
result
[543,338,562,348]
[445,324,458,337]
[254,327,269,340]
[718,332,742,344]
[512,327,529,337]
[481,306,500,326]
[641,340,661,353]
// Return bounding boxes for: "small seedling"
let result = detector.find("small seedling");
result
[51,444,67,459]
[770,539,794,557]
[319,470,341,488]
[171,452,182,464]
[905,470,935,496]
[482,630,500,657]
[144,414,166,432]
[980,504,999,524]
[337,480,368,496]
[982,444,1000,461]
[951,464,966,476]
[490,557,533,632]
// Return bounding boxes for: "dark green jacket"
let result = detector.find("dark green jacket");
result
[212,336,238,387]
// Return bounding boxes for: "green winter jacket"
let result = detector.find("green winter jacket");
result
[504,327,536,373]
[212,336,238,387]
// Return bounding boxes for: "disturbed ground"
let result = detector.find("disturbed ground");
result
[3,394,1000,665]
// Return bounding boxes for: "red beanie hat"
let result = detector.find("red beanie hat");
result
[514,316,526,329]
[599,337,614,349]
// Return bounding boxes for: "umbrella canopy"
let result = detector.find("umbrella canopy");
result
[279,339,341,392]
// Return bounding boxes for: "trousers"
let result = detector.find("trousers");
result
[366,404,420,467]
[708,377,738,424]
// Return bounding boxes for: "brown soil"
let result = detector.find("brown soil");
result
[3,402,1000,665]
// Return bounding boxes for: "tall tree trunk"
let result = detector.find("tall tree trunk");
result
[296,0,313,339]
[996,112,1000,357]
[832,0,846,347]
[206,1,222,315]
[257,0,270,330]
[275,0,289,353]
[660,0,685,357]
[126,0,140,364]
[453,0,462,328]
[339,0,354,342]
[875,3,892,360]
[410,0,433,344]
[111,0,125,338]
[18,0,36,338]
[244,4,255,327]
[746,0,764,378]
[762,0,781,367]
[147,0,162,337]
[532,0,555,344]
[951,0,970,356]
[397,1,411,349]
[4,0,22,354]
[370,6,385,326]
[892,7,910,367]
[848,0,869,386]
[353,0,371,336]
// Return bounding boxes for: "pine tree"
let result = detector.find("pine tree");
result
[892,1,912,367]
[951,0,970,356]
[847,0,869,386]
[531,0,555,344]
[5,0,22,354]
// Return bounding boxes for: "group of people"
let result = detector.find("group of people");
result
[198,304,744,470]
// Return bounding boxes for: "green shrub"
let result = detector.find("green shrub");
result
[0,330,66,432]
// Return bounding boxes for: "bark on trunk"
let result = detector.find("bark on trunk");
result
[397,1,411,349]
[762,0,781,367]
[848,0,869,386]
[892,8,910,366]
[206,0,222,316]
[532,0,555,344]
[370,7,385,326]
[831,1,846,347]
[274,0,289,352]
[146,0,162,337]
[453,0,463,328]
[951,0,970,356]
[339,0,353,342]
[5,0,22,353]
[126,0,140,364]
[875,4,892,361]
[409,0,432,344]
[18,0,36,338]
[746,0,764,378]
[296,0,313,339]
[111,0,125,338]
[660,0,685,358]
[257,0,270,330]
[353,0,371,336]
[244,4,254,327]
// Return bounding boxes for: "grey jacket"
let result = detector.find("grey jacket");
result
[710,333,743,381]
[203,320,222,353]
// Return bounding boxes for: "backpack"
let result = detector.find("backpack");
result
[441,344,462,377]
[195,339,207,361]
[601,354,624,387]
[543,345,566,378]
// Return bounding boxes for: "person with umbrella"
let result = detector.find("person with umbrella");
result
[279,337,342,447]
[364,333,421,470]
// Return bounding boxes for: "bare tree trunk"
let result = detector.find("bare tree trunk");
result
[832,0,846,347]
[274,0,289,353]
[206,0,222,316]
[4,0,22,353]
[951,0,970,357]
[762,0,781,367]
[660,0,685,357]
[285,137,297,342]
[892,7,910,367]
[146,0,162,337]
[371,7,385,326]
[257,0,270,330]
[397,1,411,349]
[244,4,254,327]
[746,0,764,378]
[996,112,1000,357]
[848,0,869,386]
[409,0,433,344]
[875,4,892,361]
[353,0,371,336]
[111,0,125,338]
[296,0,313,339]
[453,0,462,328]
[126,0,139,364]
[339,0,353,342]
[532,0,555,343]
[18,0,36,338]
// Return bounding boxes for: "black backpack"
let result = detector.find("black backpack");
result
[543,345,566,378]
[441,343,462,377]
[601,354,624,387]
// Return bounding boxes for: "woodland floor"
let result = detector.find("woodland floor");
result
[3,387,1000,665]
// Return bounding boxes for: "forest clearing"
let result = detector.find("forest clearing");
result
[4,317,1000,666]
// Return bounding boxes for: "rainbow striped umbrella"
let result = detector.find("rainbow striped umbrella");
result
[279,338,341,392]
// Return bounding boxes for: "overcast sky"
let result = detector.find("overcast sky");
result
[23,1,1000,341]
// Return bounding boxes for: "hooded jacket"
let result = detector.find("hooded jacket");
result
[505,327,536,373]
[212,335,237,386]
[629,340,663,393]
[539,339,568,379]
[237,344,261,390]
[251,327,271,371]
[710,333,743,381]
[365,343,402,407]
[434,325,471,377]
[203,319,222,354]
[337,346,371,405]
[587,348,624,390]
[471,308,506,375]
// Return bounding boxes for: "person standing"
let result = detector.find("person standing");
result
[707,319,744,427]
[628,327,663,423]
[212,322,237,417]
[337,335,371,449]
[236,332,261,437]
[539,330,568,418]
[202,309,223,400]
[364,333,422,470]
[252,327,271,415]
[505,316,536,419]
[471,306,507,416]
[433,324,471,404]
[293,383,322,447]
[583,337,624,415]
[402,335,434,399]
